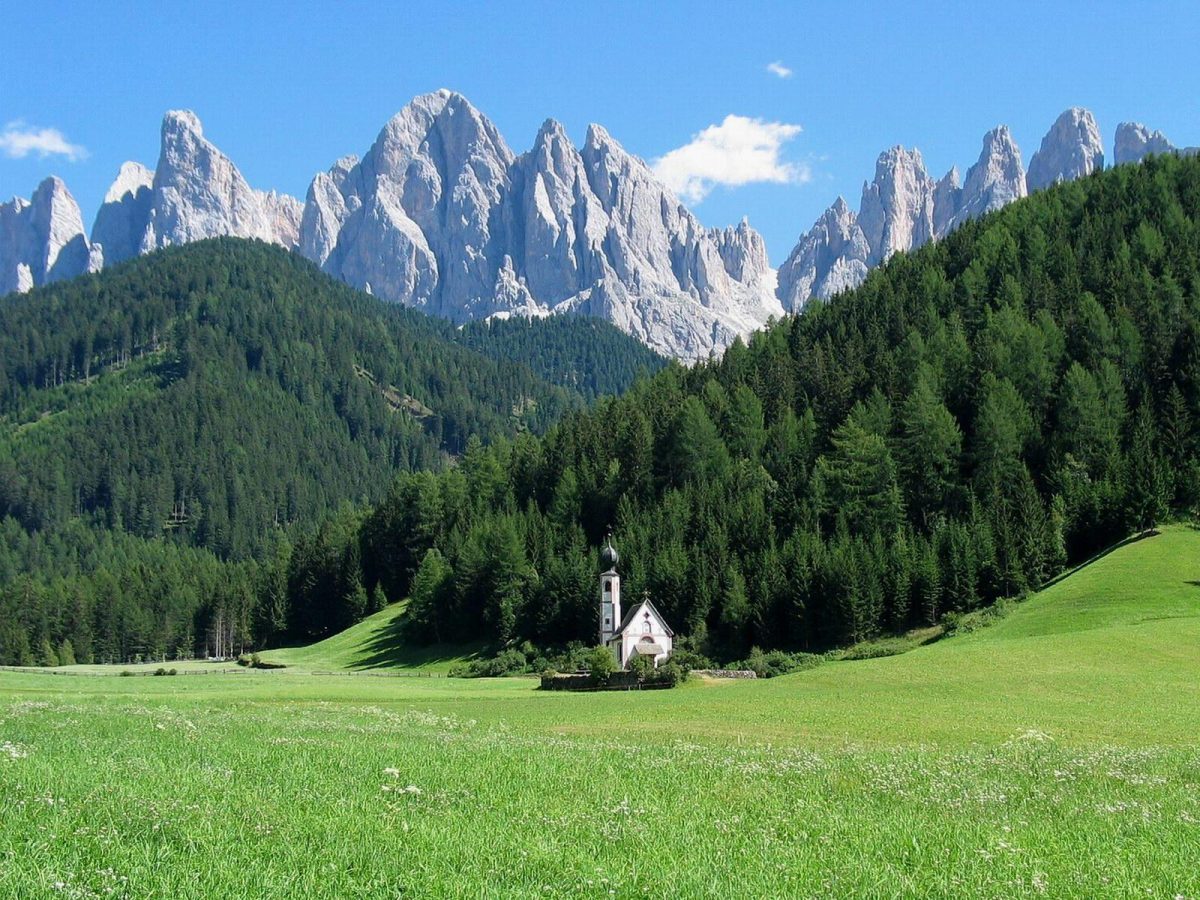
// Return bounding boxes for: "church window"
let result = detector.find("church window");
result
[643,620,651,634]
[604,583,612,593]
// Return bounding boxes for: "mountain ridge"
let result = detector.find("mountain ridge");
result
[2,95,1197,357]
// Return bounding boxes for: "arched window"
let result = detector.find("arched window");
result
[604,582,612,593]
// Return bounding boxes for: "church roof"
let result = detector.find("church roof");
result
[630,642,666,657]
[616,598,674,638]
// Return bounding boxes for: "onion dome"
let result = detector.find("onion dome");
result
[600,535,619,571]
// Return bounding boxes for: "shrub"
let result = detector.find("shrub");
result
[627,654,655,681]
[585,646,617,685]
[449,648,530,678]
[669,647,714,673]
[838,638,914,661]
[941,598,1016,636]
[648,660,684,687]
[737,648,823,678]
[236,653,285,670]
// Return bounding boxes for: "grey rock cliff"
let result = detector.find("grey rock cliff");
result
[946,126,1026,232]
[1,177,99,295]
[857,147,935,265]
[91,161,154,265]
[1026,107,1104,192]
[1113,122,1198,165]
[776,197,870,311]
[779,120,1035,310]
[305,93,781,359]
[91,110,302,260]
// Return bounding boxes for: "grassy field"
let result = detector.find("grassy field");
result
[1,528,1199,897]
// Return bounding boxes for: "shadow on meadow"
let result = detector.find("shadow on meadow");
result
[350,611,483,671]
[1036,529,1157,592]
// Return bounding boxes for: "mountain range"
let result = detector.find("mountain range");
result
[1,95,1195,358]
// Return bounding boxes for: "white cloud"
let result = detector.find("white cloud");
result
[652,114,808,204]
[766,61,793,79]
[0,121,88,162]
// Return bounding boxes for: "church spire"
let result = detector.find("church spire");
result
[599,533,622,648]
[600,530,619,572]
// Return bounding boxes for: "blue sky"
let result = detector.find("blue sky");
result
[2,0,1198,264]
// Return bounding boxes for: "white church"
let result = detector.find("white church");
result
[598,536,674,668]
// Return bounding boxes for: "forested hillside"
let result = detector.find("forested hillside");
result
[6,155,1200,665]
[457,316,666,402]
[0,240,663,663]
[298,153,1200,661]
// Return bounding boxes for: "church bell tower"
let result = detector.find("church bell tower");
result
[599,534,622,646]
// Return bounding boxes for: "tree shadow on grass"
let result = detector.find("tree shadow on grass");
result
[350,610,484,671]
[1036,529,1160,593]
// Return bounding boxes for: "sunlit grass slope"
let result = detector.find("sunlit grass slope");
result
[258,603,483,673]
[971,525,1200,640]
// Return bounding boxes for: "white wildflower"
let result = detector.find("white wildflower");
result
[1,740,27,760]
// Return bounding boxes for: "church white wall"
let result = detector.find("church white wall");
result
[618,601,673,667]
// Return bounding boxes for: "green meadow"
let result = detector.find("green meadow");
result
[2,528,1200,898]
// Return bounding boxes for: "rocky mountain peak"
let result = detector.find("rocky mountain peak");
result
[1026,107,1104,192]
[92,162,154,265]
[776,196,870,311]
[712,217,771,284]
[858,146,935,265]
[932,167,962,236]
[1,176,99,294]
[945,125,1026,232]
[162,108,203,138]
[1112,122,1195,165]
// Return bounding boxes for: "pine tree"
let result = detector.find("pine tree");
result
[1124,402,1170,533]
[408,548,454,643]
[57,638,76,667]
[816,418,903,536]
[899,366,963,523]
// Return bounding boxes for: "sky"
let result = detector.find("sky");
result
[2,0,1199,265]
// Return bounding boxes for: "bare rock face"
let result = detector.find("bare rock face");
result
[299,156,359,266]
[319,91,513,318]
[779,123,1032,310]
[148,109,293,248]
[260,191,303,251]
[91,161,154,265]
[1113,122,1198,165]
[947,126,1026,232]
[304,94,780,359]
[857,147,935,265]
[91,111,302,261]
[1,177,99,295]
[711,217,771,284]
[505,118,607,305]
[1026,107,1104,192]
[932,167,962,237]
[776,197,870,311]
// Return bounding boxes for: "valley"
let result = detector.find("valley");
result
[2,527,1198,896]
